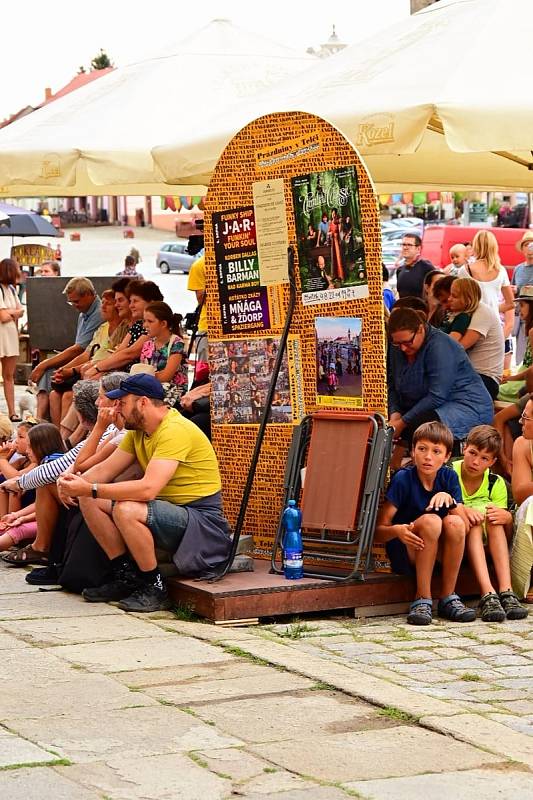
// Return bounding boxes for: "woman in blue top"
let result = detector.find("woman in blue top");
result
[388,307,493,460]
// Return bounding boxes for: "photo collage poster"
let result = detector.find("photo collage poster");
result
[212,206,271,335]
[315,316,363,408]
[291,166,368,305]
[210,337,292,425]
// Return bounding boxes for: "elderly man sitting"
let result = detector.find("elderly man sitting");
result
[58,374,232,612]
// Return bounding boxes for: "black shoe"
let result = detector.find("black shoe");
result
[479,592,506,623]
[438,593,476,623]
[82,564,140,603]
[118,583,172,613]
[499,590,528,621]
[25,564,60,585]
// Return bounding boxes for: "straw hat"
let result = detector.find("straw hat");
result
[515,285,533,302]
[515,231,533,252]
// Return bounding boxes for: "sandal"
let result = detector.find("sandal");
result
[479,592,505,623]
[9,415,22,423]
[407,597,433,626]
[2,544,48,566]
[438,593,476,623]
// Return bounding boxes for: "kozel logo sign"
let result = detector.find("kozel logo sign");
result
[40,153,61,179]
[356,115,395,148]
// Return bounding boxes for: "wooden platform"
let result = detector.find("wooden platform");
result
[167,559,480,624]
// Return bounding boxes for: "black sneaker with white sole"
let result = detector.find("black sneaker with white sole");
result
[118,584,172,613]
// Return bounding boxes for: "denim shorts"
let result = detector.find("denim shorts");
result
[146,499,188,553]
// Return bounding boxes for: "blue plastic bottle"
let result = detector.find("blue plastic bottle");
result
[282,499,303,580]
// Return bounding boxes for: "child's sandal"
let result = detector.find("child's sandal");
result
[499,590,528,620]
[407,598,433,626]
[438,593,476,622]
[479,592,505,623]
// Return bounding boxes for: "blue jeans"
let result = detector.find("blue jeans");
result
[146,499,188,553]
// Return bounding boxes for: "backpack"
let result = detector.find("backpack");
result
[487,472,516,514]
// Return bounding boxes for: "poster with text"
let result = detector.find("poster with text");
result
[210,337,292,425]
[291,167,368,305]
[315,317,363,408]
[212,206,271,334]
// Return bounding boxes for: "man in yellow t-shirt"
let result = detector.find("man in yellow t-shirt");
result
[58,374,231,613]
[187,254,208,362]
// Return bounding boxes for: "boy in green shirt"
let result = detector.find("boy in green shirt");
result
[453,425,527,622]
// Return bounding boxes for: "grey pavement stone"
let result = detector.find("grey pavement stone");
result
[468,644,520,657]
[0,767,101,800]
[150,618,258,642]
[1,614,167,646]
[0,590,123,619]
[493,664,533,677]
[45,634,232,672]
[0,568,44,594]
[422,712,533,765]
[143,666,313,705]
[195,747,273,781]
[350,653,400,665]
[191,691,378,743]
[471,689,527,702]
[387,662,448,674]
[238,788,348,800]
[320,642,388,655]
[431,658,490,670]
[0,631,30,649]
[237,770,310,795]
[0,728,59,768]
[397,649,441,662]
[488,713,533,737]
[0,672,154,721]
[0,647,86,686]
[59,753,231,799]
[430,647,471,659]
[348,768,533,799]
[111,660,273,689]
[492,700,533,715]
[384,639,439,650]
[250,727,499,782]
[497,678,533,689]
[8,705,242,763]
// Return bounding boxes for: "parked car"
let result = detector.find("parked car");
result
[156,242,202,274]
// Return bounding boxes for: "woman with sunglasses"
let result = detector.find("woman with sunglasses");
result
[388,307,494,467]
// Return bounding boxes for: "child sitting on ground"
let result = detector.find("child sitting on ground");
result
[0,423,65,553]
[453,425,527,621]
[376,421,475,626]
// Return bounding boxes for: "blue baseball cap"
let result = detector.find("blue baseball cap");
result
[105,374,165,401]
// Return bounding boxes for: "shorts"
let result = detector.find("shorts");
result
[2,520,37,544]
[505,338,513,355]
[146,499,188,554]
[385,538,415,576]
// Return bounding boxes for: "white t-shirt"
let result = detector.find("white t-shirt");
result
[458,265,510,315]
[466,302,505,382]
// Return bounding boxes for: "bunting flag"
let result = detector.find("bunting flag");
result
[413,192,427,205]
[379,194,392,205]
[402,193,413,203]
[428,191,440,202]
[392,193,403,203]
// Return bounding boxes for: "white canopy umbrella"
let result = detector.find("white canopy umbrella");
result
[0,19,313,197]
[154,0,533,191]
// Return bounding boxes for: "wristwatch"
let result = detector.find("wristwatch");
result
[91,483,98,499]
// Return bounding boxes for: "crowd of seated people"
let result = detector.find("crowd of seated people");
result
[0,269,230,613]
[384,228,533,616]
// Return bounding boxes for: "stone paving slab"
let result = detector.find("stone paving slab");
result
[250,727,500,782]
[110,660,275,689]
[0,647,87,686]
[0,767,101,800]
[195,746,276,781]
[0,728,59,768]
[45,634,232,672]
[0,590,123,619]
[191,691,381,743]
[422,713,533,766]
[348,767,533,799]
[0,568,45,594]
[58,753,231,800]
[0,672,154,721]
[1,614,169,646]
[0,631,31,649]
[142,666,314,705]
[7,705,243,764]
[488,713,533,736]
[238,787,347,800]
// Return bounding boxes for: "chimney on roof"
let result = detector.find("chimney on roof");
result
[44,87,52,101]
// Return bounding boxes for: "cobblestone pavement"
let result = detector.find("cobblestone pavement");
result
[0,559,531,799]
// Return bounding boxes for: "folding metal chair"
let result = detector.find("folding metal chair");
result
[271,411,392,581]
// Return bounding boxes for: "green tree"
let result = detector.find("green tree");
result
[90,49,114,71]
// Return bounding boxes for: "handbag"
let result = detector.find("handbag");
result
[129,363,156,376]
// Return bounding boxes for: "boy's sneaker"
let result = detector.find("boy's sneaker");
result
[499,590,528,621]
[407,598,433,625]
[479,592,506,623]
[438,593,476,622]
[118,584,172,613]
[25,564,60,585]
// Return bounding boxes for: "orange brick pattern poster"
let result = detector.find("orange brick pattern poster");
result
[205,112,387,559]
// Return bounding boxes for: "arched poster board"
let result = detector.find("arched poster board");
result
[204,112,387,559]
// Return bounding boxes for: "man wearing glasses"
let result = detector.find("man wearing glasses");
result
[31,277,101,419]
[396,234,435,299]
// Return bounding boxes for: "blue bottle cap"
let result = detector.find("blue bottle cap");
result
[288,499,296,506]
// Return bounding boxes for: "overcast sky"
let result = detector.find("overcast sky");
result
[2,0,410,121]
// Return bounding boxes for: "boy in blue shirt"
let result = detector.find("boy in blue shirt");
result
[453,425,527,622]
[376,421,475,625]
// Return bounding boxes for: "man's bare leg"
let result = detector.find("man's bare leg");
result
[78,496,126,559]
[112,501,157,571]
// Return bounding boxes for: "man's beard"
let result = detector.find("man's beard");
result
[123,405,144,430]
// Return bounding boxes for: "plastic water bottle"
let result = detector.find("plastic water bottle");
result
[282,499,303,580]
